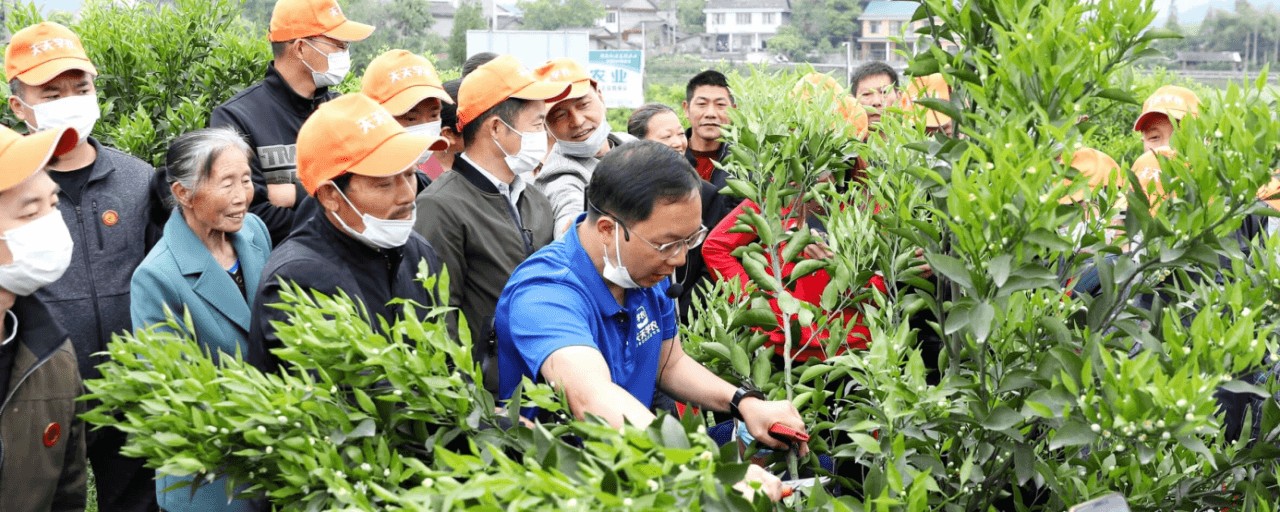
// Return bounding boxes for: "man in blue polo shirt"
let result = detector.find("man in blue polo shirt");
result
[496,140,806,501]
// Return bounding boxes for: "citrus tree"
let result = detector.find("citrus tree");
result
[682,0,1280,510]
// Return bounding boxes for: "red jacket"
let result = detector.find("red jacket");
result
[702,200,886,362]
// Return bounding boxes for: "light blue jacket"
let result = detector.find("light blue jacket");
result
[130,208,271,512]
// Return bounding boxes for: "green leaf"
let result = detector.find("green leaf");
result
[988,254,1012,287]
[971,301,995,342]
[1137,27,1183,43]
[1218,379,1269,398]
[981,406,1022,431]
[924,253,974,290]
[1096,87,1140,106]
[1049,422,1097,450]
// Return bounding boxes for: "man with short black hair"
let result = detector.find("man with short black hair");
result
[5,21,157,512]
[682,70,734,188]
[851,61,900,125]
[414,55,570,391]
[495,140,806,502]
[210,0,375,244]
[250,94,449,363]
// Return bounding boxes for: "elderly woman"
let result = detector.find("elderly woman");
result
[130,127,271,512]
[627,103,687,155]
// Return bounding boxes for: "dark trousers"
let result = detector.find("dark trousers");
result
[87,426,158,512]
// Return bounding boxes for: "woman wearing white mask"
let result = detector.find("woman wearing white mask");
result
[533,58,637,238]
[360,49,455,190]
[129,128,270,512]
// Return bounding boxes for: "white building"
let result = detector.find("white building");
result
[704,0,791,53]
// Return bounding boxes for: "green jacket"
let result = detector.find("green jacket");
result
[0,296,87,512]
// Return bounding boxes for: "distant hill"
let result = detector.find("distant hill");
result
[1155,0,1280,27]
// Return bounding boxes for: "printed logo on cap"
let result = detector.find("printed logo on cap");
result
[356,110,394,134]
[389,66,430,83]
[29,38,77,57]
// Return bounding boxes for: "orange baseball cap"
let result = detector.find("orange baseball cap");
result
[791,72,842,96]
[296,94,448,194]
[0,125,78,193]
[457,55,572,129]
[1257,175,1280,212]
[1129,147,1179,208]
[361,50,452,116]
[907,73,951,128]
[534,58,596,101]
[4,22,97,86]
[839,97,869,140]
[269,0,374,43]
[1059,147,1121,204]
[1133,85,1200,131]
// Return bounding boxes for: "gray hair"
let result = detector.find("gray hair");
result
[164,127,252,195]
[626,103,677,140]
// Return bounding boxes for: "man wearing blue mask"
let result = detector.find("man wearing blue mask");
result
[414,55,571,393]
[533,58,636,238]
[208,0,374,245]
[5,21,157,512]
[249,94,449,368]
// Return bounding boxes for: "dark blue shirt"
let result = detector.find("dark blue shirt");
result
[496,214,678,411]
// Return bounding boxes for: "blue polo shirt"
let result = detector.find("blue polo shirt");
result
[496,214,678,411]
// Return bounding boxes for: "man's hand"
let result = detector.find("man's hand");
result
[733,464,783,502]
[738,397,809,456]
[267,183,297,208]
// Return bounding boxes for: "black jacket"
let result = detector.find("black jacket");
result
[677,130,736,322]
[37,138,153,381]
[0,296,87,512]
[209,63,330,245]
[249,208,444,368]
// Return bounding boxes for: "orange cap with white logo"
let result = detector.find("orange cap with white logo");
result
[1133,85,1200,131]
[458,55,572,129]
[361,50,452,116]
[0,125,78,193]
[4,22,97,86]
[534,58,597,101]
[269,0,374,43]
[296,94,448,194]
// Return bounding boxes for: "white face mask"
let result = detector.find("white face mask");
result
[406,121,443,165]
[327,183,416,250]
[495,119,548,177]
[556,120,612,158]
[302,40,351,88]
[18,94,99,145]
[601,222,640,289]
[0,210,74,296]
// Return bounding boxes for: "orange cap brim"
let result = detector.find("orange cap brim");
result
[556,80,595,102]
[342,131,449,185]
[513,80,573,103]
[0,127,77,192]
[324,19,375,42]
[15,58,97,87]
[382,85,454,116]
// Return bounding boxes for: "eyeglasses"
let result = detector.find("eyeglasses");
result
[592,204,707,259]
[303,38,350,52]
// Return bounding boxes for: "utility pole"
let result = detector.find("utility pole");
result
[844,40,853,87]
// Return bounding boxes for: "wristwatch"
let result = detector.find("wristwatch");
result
[729,386,766,421]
